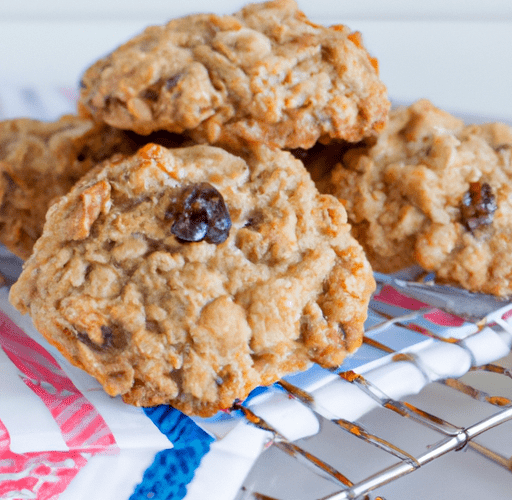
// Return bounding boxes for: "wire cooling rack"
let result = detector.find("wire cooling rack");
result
[232,278,512,500]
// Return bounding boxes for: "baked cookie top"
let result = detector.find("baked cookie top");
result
[10,142,374,417]
[0,116,138,260]
[329,99,512,297]
[78,0,389,150]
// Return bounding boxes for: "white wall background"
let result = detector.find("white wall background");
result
[1,0,512,121]
[2,0,512,20]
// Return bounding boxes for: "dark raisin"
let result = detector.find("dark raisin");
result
[138,76,181,104]
[99,325,114,347]
[142,88,159,102]
[76,324,128,351]
[76,145,90,162]
[2,172,17,190]
[104,95,124,111]
[169,182,231,244]
[460,181,497,232]
[103,239,116,251]
[166,74,181,91]
[243,210,265,229]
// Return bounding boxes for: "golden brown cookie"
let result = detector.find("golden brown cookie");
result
[10,142,375,416]
[78,0,389,150]
[0,116,138,259]
[328,99,512,297]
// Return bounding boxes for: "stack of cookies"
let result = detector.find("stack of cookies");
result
[3,0,510,417]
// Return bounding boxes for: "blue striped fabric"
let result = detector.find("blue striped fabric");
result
[130,406,214,500]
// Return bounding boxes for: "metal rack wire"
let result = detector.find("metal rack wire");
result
[233,285,512,500]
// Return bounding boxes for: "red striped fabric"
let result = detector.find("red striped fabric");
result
[0,417,89,500]
[0,311,117,452]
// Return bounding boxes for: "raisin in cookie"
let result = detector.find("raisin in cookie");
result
[328,99,512,297]
[10,142,375,416]
[0,116,138,259]
[78,0,389,150]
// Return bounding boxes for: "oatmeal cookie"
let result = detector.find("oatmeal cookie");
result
[329,99,512,297]
[10,142,375,416]
[78,0,389,150]
[0,116,138,259]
